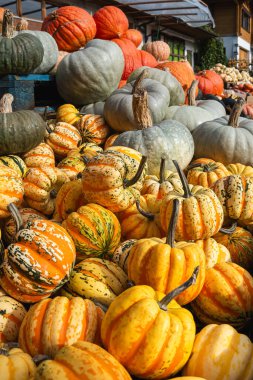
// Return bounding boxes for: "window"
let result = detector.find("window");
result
[165,37,185,61]
[242,9,250,32]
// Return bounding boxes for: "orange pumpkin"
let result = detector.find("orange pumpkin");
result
[104,134,120,150]
[93,5,128,40]
[23,143,55,168]
[122,28,143,47]
[56,104,82,125]
[75,114,110,145]
[186,159,230,187]
[0,166,24,218]
[196,69,224,96]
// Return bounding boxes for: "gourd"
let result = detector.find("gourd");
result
[41,5,96,52]
[0,296,26,342]
[193,99,253,165]
[56,39,124,105]
[0,155,27,178]
[186,158,230,187]
[195,238,231,269]
[112,239,137,273]
[226,163,253,178]
[128,199,206,305]
[112,72,194,176]
[75,114,110,145]
[56,104,82,125]
[160,161,224,241]
[0,204,76,303]
[101,270,198,379]
[0,10,44,75]
[23,143,55,168]
[0,346,36,380]
[57,155,86,180]
[16,18,58,74]
[0,166,24,218]
[93,5,129,40]
[19,296,104,356]
[122,28,142,47]
[0,94,46,155]
[142,40,170,61]
[164,80,226,132]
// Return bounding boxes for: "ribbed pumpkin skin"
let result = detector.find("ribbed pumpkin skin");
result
[19,297,104,357]
[0,33,43,75]
[75,114,110,145]
[195,238,231,269]
[104,134,120,150]
[0,155,27,178]
[191,262,253,328]
[160,185,224,241]
[214,227,253,271]
[67,142,103,159]
[0,296,26,342]
[138,50,158,67]
[112,38,142,80]
[187,160,230,187]
[41,6,96,52]
[211,175,253,223]
[62,258,128,305]
[93,6,129,40]
[117,194,163,240]
[54,179,86,221]
[141,171,183,199]
[128,238,206,305]
[183,324,253,380]
[0,166,24,218]
[35,341,132,380]
[4,207,46,244]
[23,167,68,215]
[112,239,137,273]
[45,122,82,158]
[122,28,142,47]
[56,104,81,125]
[196,70,224,96]
[101,285,196,379]
[23,143,55,168]
[227,163,253,177]
[0,348,36,380]
[80,101,105,116]
[57,156,86,180]
[0,220,76,303]
[62,203,121,259]
[143,41,170,61]
[0,111,46,155]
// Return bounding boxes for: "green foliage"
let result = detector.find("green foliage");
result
[199,38,227,70]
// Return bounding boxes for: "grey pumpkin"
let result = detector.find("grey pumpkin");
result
[104,77,170,132]
[80,102,105,116]
[0,10,44,76]
[112,72,194,176]
[0,94,46,155]
[17,19,58,74]
[127,66,185,106]
[56,39,124,105]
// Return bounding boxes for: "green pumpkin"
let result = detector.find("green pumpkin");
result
[0,10,44,75]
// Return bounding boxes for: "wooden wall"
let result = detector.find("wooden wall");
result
[208,1,237,36]
[240,2,251,43]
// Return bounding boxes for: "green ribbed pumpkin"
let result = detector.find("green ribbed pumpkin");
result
[0,10,44,75]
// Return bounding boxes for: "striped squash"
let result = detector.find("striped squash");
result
[62,203,121,260]
[67,142,103,159]
[4,207,46,244]
[195,238,231,269]
[187,159,230,188]
[104,133,119,150]
[62,258,128,306]
[117,194,163,240]
[23,143,55,168]
[75,114,111,145]
[112,239,137,273]
[0,347,36,380]
[57,155,86,180]
[35,341,131,380]
[214,226,253,271]
[0,217,76,303]
[56,104,82,125]
[54,179,86,222]
[0,166,24,218]
[45,122,82,158]
[227,163,253,178]
[191,262,253,328]
[183,324,253,380]
[19,297,104,357]
[0,296,26,343]
[0,155,27,178]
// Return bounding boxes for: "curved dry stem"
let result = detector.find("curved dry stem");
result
[136,200,154,220]
[123,156,147,188]
[132,70,153,129]
[173,160,191,198]
[219,222,237,234]
[0,93,14,113]
[2,9,14,38]
[188,80,199,106]
[7,203,24,233]
[159,157,166,183]
[228,98,245,128]
[166,198,180,247]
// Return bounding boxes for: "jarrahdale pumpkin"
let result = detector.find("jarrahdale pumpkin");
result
[101,268,198,379]
[186,158,230,188]
[35,341,131,380]
[0,203,76,303]
[0,345,36,380]
[62,258,128,306]
[19,296,104,357]
[191,262,253,329]
[0,166,24,218]
[160,161,224,241]
[127,198,205,305]
[0,295,26,343]
[183,324,253,380]
[62,203,121,260]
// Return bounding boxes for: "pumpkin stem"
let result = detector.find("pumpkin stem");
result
[16,18,29,31]
[123,156,147,188]
[82,156,90,165]
[228,98,245,128]
[219,222,237,234]
[2,9,14,38]
[158,266,199,310]
[187,162,212,172]
[0,342,19,355]
[136,200,154,220]
[188,80,199,106]
[7,203,24,233]
[50,189,57,199]
[132,70,153,129]
[173,160,191,198]
[91,298,108,313]
[166,198,179,247]
[0,93,13,113]
[159,157,166,183]
[33,355,51,365]
[76,172,83,179]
